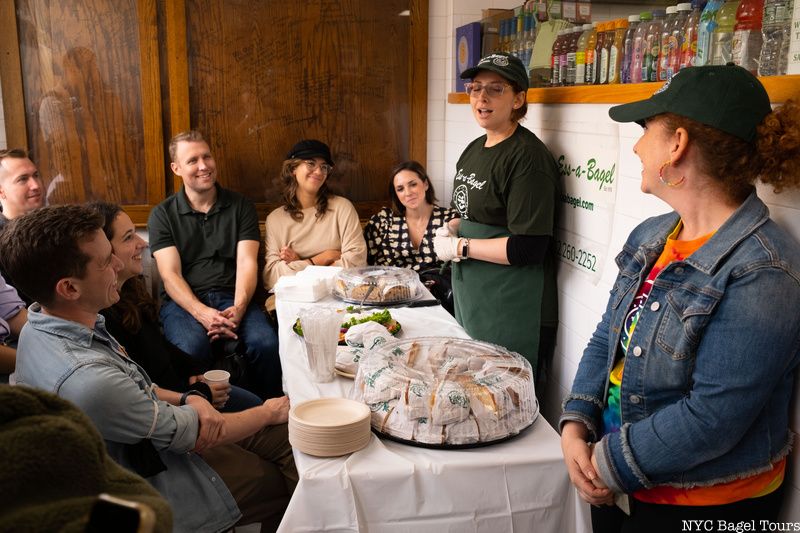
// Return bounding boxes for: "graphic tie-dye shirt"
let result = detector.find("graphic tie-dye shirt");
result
[601,222,785,505]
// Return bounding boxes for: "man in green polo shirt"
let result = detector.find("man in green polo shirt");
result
[148,130,281,399]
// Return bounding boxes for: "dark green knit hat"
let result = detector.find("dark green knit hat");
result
[609,64,771,142]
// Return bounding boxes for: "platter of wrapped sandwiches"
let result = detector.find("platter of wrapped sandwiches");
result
[351,337,538,449]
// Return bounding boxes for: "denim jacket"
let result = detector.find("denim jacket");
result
[15,305,241,532]
[560,193,800,494]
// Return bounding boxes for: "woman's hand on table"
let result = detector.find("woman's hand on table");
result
[262,395,291,425]
[561,421,614,506]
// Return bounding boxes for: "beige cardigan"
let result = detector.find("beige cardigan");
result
[263,195,367,289]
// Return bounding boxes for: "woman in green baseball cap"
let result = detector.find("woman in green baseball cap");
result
[561,65,800,532]
[433,52,561,399]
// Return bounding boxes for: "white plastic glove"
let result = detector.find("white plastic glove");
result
[433,226,462,263]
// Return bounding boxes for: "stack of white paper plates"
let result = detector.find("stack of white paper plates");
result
[289,398,371,457]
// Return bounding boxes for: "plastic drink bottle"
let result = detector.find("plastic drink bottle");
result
[551,30,566,85]
[575,24,593,84]
[560,28,571,84]
[667,3,692,77]
[711,0,741,64]
[600,22,615,83]
[644,10,666,81]
[758,0,792,75]
[622,14,641,82]
[592,22,607,83]
[609,18,629,83]
[732,0,764,72]
[681,0,706,68]
[631,12,652,82]
[659,6,679,81]
[584,22,599,83]
[697,0,725,64]
[566,27,582,85]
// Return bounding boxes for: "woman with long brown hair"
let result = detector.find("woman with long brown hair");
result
[364,160,457,271]
[91,202,262,412]
[263,139,366,290]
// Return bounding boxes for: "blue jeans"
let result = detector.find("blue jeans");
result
[160,290,282,399]
[222,385,263,412]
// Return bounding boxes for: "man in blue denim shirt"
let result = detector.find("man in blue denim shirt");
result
[2,205,297,533]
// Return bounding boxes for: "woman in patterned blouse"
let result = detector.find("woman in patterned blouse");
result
[364,161,457,271]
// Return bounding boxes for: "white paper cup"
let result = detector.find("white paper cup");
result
[203,369,231,385]
[298,307,341,383]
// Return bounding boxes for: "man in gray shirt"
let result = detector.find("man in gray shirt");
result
[0,274,25,380]
[2,205,297,533]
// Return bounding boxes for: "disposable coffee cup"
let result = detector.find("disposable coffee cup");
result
[203,369,231,385]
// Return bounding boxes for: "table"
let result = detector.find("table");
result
[276,289,590,532]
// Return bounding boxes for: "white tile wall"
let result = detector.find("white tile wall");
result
[429,5,800,523]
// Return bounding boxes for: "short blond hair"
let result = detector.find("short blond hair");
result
[168,131,206,163]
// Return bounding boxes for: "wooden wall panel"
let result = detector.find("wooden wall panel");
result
[185,0,416,215]
[15,0,162,214]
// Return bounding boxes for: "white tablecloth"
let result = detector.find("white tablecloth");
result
[276,288,590,532]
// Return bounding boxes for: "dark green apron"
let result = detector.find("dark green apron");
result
[453,219,547,369]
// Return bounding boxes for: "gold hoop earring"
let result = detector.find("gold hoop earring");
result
[659,160,685,188]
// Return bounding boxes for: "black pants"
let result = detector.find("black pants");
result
[591,483,785,533]
[534,325,557,410]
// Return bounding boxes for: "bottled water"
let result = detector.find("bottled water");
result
[758,0,793,75]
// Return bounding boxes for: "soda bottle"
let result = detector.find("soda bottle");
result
[584,22,599,83]
[631,12,652,82]
[680,0,706,68]
[622,14,641,82]
[644,10,666,81]
[732,0,764,73]
[710,0,741,64]
[575,24,593,85]
[758,0,792,75]
[659,6,679,81]
[609,18,629,83]
[697,0,725,64]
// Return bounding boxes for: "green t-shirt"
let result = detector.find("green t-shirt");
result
[449,125,561,366]
[452,125,560,236]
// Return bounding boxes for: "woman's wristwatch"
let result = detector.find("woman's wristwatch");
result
[180,389,208,406]
[460,238,470,259]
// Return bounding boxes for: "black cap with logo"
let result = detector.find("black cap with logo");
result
[460,52,529,91]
